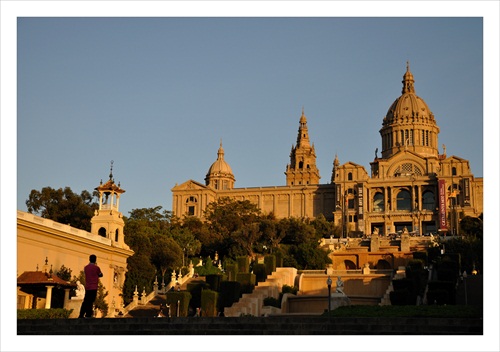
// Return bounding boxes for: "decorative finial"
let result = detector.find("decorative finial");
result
[109,160,114,180]
[302,106,304,116]
[406,60,410,72]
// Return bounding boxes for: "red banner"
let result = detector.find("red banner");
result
[438,179,447,230]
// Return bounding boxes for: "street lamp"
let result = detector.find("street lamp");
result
[326,276,332,313]
[461,271,468,305]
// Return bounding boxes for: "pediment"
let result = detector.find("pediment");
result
[171,179,208,191]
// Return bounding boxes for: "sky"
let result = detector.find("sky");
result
[2,1,499,352]
[14,16,487,218]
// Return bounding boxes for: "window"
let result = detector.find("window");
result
[115,229,119,242]
[396,190,411,210]
[98,227,107,237]
[373,192,384,212]
[422,191,435,210]
[188,206,195,216]
[348,172,353,181]
[299,161,304,169]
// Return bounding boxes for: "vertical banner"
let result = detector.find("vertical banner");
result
[357,183,363,218]
[438,179,447,230]
[463,178,470,206]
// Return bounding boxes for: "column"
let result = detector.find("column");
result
[45,286,54,309]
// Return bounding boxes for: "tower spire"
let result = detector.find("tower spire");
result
[285,110,320,186]
[402,60,415,94]
[109,160,114,181]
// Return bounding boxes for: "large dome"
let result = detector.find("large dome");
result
[383,62,435,125]
[379,62,440,159]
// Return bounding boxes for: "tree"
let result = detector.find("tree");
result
[26,186,98,231]
[310,214,334,239]
[170,226,202,266]
[203,197,261,258]
[121,254,157,305]
[460,215,483,239]
[278,217,316,245]
[150,234,183,278]
[231,222,262,257]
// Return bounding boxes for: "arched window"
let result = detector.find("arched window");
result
[115,229,119,242]
[98,227,107,238]
[396,189,411,211]
[348,172,353,181]
[373,192,384,212]
[299,161,304,169]
[422,191,435,210]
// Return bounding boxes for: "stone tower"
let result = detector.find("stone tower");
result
[285,109,321,186]
[205,140,235,190]
[90,162,128,249]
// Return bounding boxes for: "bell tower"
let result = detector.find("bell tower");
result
[285,109,321,186]
[90,161,128,249]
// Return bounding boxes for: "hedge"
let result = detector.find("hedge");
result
[236,256,249,273]
[225,263,238,281]
[205,274,222,292]
[187,281,210,312]
[253,264,267,283]
[218,281,241,311]
[201,289,219,317]
[264,255,276,275]
[17,308,72,319]
[236,272,256,294]
[166,291,192,317]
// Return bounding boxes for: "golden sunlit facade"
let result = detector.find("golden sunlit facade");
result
[172,64,483,236]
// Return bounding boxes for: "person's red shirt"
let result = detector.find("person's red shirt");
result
[84,263,102,290]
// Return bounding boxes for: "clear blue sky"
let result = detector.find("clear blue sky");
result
[2,2,499,351]
[14,16,486,217]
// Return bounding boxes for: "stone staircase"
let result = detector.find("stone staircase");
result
[224,268,297,317]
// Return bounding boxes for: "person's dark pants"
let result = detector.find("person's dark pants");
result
[78,290,98,318]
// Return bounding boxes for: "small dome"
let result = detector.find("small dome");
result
[206,141,234,178]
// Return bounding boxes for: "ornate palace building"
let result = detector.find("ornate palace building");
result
[171,64,483,236]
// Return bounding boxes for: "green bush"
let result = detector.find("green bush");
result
[263,297,280,308]
[17,308,72,319]
[225,263,238,281]
[236,256,249,273]
[282,285,298,295]
[187,281,210,312]
[253,264,267,283]
[427,289,449,305]
[218,281,241,311]
[236,272,256,294]
[412,251,428,265]
[427,281,456,305]
[201,289,219,317]
[437,259,460,283]
[275,252,284,268]
[264,255,276,275]
[390,289,413,305]
[205,274,222,291]
[166,291,192,317]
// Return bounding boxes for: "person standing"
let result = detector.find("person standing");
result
[78,254,103,318]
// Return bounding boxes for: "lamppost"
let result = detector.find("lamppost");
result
[461,271,468,305]
[326,276,332,313]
